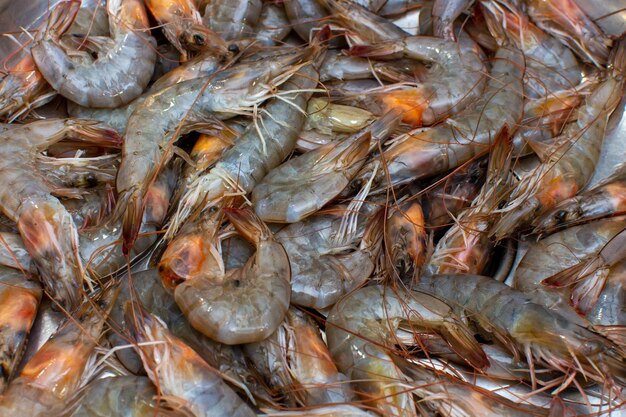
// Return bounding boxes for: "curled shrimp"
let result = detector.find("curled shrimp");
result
[326,285,488,417]
[32,0,157,108]
[0,119,120,310]
[145,0,228,59]
[0,267,41,393]
[125,302,257,417]
[414,274,626,390]
[275,205,384,309]
[244,307,355,407]
[117,47,315,252]
[491,39,626,238]
[252,110,400,223]
[354,45,524,191]
[173,207,291,344]
[0,287,115,416]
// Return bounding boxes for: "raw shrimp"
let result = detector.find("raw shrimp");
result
[414,274,626,388]
[491,40,626,238]
[347,32,487,125]
[145,0,228,59]
[305,98,374,135]
[244,307,354,406]
[275,206,384,309]
[125,303,256,417]
[432,0,473,40]
[524,0,611,67]
[203,0,262,41]
[326,285,488,417]
[32,0,157,108]
[58,376,179,417]
[533,168,626,235]
[0,119,120,310]
[174,208,291,344]
[167,56,324,238]
[117,48,315,252]
[481,0,581,98]
[0,287,115,416]
[252,110,400,223]
[354,46,523,191]
[384,200,427,284]
[426,132,514,275]
[0,267,41,393]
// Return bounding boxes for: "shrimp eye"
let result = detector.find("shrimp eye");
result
[555,210,567,224]
[193,34,206,46]
[208,206,219,214]
[228,44,240,54]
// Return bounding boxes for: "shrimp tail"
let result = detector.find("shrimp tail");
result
[121,190,144,256]
[348,43,403,60]
[439,318,490,370]
[37,0,81,42]
[224,207,271,244]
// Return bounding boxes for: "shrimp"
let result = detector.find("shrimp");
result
[426,131,514,276]
[326,285,488,417]
[0,267,41,393]
[480,0,581,98]
[354,45,524,191]
[117,47,315,252]
[125,302,257,417]
[58,376,180,417]
[413,274,626,389]
[491,40,626,238]
[523,0,611,67]
[145,0,228,59]
[203,0,262,41]
[0,287,115,416]
[432,0,473,40]
[252,110,401,223]
[31,0,157,108]
[275,205,384,309]
[174,208,290,344]
[111,268,267,404]
[384,200,427,284]
[0,119,121,310]
[533,168,626,235]
[167,52,326,238]
[347,32,487,126]
[244,307,354,407]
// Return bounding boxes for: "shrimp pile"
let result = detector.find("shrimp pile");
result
[1,0,626,415]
